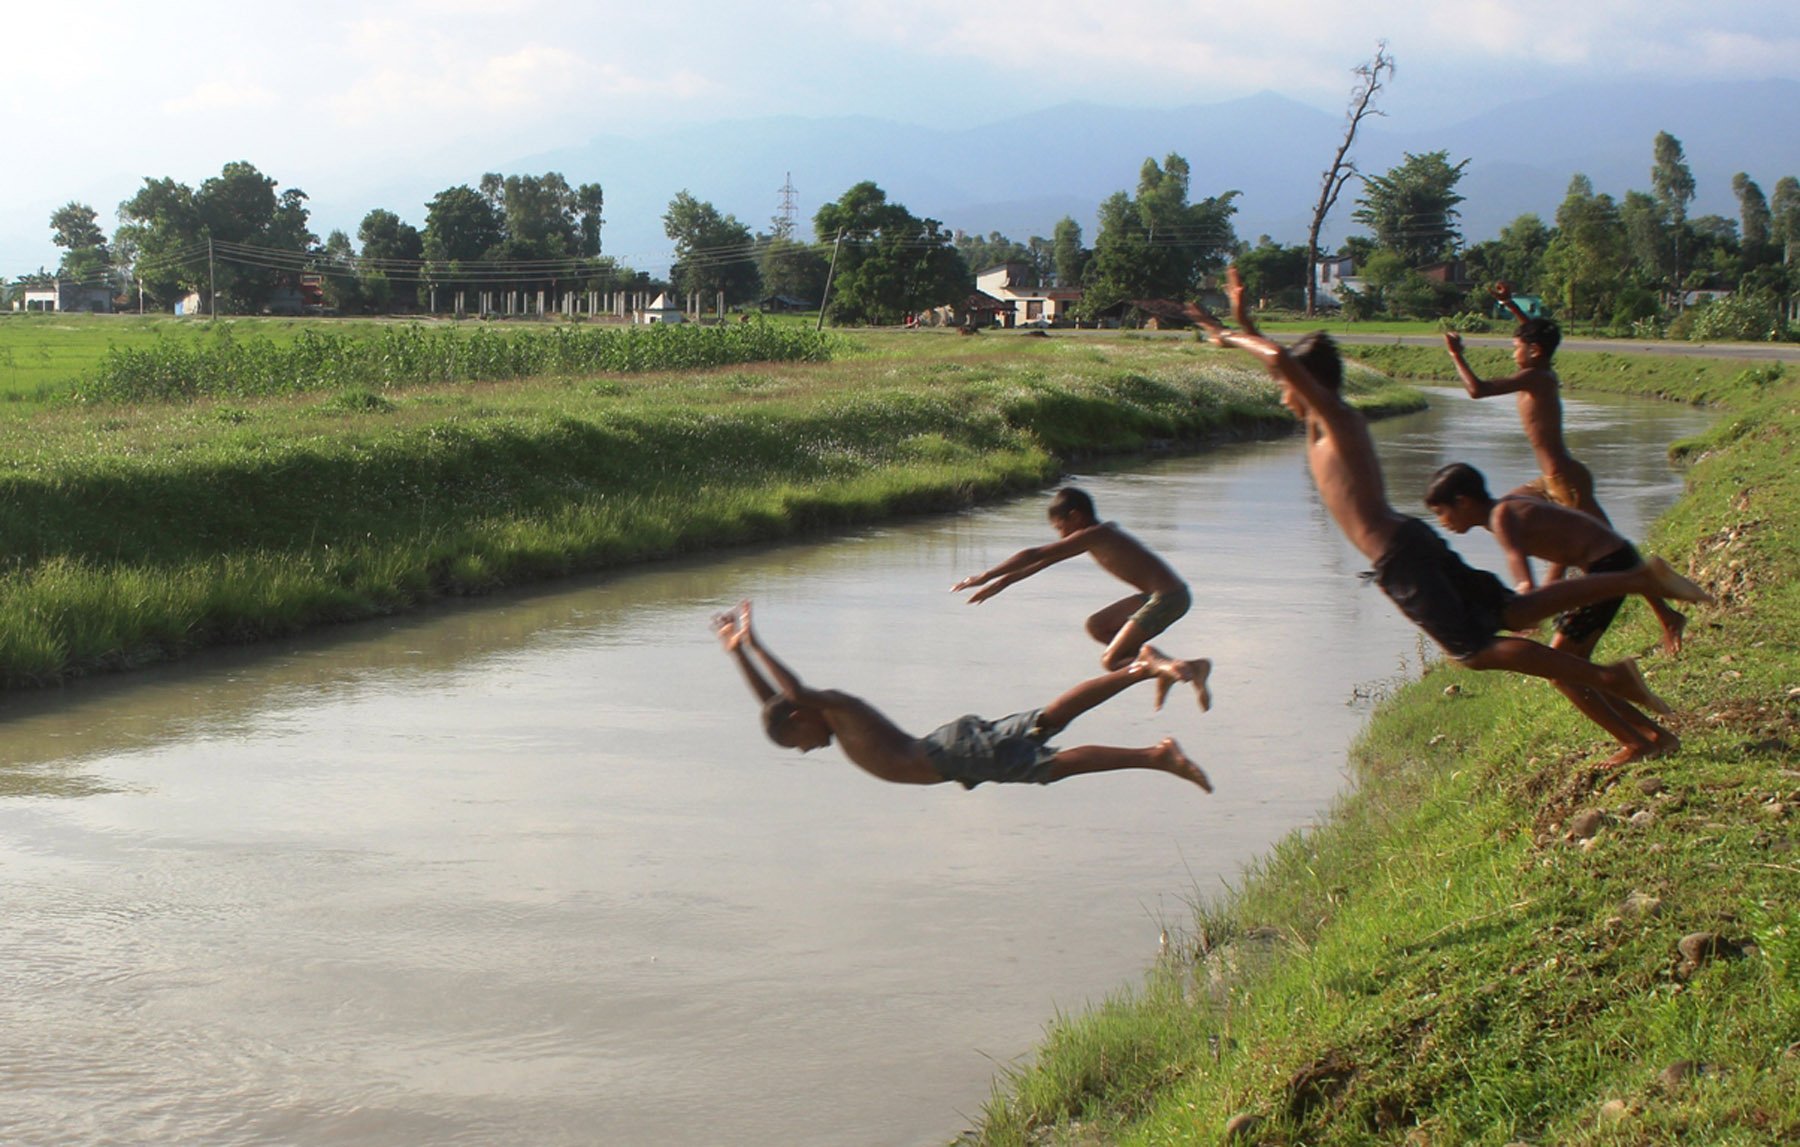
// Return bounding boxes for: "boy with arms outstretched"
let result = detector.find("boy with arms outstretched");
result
[1425,462,1680,764]
[1187,268,1710,715]
[951,487,1210,700]
[715,600,1213,792]
[1442,281,1688,654]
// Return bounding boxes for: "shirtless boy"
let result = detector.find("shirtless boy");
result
[1442,281,1687,654]
[952,486,1207,689]
[1187,267,1710,714]
[1425,462,1680,764]
[715,600,1213,792]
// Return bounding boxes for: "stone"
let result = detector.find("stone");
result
[1569,809,1606,839]
[1658,1060,1700,1090]
[1677,931,1726,975]
[1599,1098,1631,1122]
[1638,776,1665,797]
[1630,810,1657,829]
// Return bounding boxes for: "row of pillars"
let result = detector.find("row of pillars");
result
[424,290,730,321]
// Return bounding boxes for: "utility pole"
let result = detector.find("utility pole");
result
[208,236,217,319]
[816,229,844,332]
[776,173,799,239]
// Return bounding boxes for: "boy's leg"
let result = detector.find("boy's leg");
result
[1461,636,1672,714]
[1046,738,1212,791]
[1088,594,1149,667]
[1502,557,1710,629]
[1548,630,1676,763]
[1646,597,1688,657]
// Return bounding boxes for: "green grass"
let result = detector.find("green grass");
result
[0,328,1418,687]
[969,364,1800,1146]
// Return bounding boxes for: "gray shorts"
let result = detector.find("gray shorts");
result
[920,709,1063,789]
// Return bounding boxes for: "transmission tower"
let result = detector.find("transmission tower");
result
[775,173,799,239]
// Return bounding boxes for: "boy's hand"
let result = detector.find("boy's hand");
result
[950,573,986,592]
[1225,266,1257,333]
[1443,331,1464,354]
[714,599,753,650]
[1492,280,1514,302]
[965,582,1006,605]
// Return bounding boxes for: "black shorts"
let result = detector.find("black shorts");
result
[1373,518,1515,661]
[1554,543,1640,645]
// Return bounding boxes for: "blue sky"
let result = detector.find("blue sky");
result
[5,0,1797,278]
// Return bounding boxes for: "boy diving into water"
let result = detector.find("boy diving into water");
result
[716,600,1213,792]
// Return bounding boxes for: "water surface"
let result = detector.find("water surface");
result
[0,386,1712,1145]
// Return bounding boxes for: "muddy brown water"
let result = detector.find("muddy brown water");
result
[0,387,1711,1146]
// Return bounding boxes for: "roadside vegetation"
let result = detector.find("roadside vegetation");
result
[969,356,1799,1145]
[0,326,1413,688]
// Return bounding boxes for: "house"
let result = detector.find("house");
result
[15,280,114,313]
[974,263,1081,328]
[1311,255,1365,308]
[1491,294,1550,320]
[759,294,814,313]
[636,292,686,325]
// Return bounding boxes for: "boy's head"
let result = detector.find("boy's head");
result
[1424,462,1493,534]
[1513,317,1561,367]
[761,696,833,752]
[1048,486,1097,534]
[1292,331,1344,394]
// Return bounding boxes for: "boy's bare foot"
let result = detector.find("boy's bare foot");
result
[1132,645,1192,711]
[1645,556,1714,605]
[1154,737,1212,792]
[1646,726,1681,759]
[1603,657,1672,715]
[1602,741,1657,768]
[1188,658,1213,712]
[1657,607,1688,657]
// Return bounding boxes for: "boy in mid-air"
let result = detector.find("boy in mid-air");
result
[1186,268,1710,715]
[715,600,1213,792]
[1442,281,1687,654]
[1425,462,1680,765]
[951,487,1211,707]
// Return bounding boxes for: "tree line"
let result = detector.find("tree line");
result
[19,126,1800,339]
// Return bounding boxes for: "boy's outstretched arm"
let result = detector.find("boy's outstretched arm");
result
[952,532,1094,603]
[1190,269,1332,415]
[716,602,777,704]
[735,601,838,709]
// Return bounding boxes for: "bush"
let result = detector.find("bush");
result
[1678,292,1790,343]
[1438,312,1493,333]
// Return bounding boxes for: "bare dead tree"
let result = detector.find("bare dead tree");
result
[1305,43,1396,317]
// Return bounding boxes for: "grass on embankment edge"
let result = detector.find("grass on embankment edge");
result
[0,333,1416,689]
[967,362,1800,1144]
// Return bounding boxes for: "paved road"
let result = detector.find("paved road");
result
[1326,330,1800,363]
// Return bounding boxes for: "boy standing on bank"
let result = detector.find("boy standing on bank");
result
[1442,281,1688,654]
[1425,462,1680,765]
[716,600,1213,792]
[1187,268,1709,715]
[952,487,1210,709]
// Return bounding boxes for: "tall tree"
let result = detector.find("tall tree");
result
[663,191,760,306]
[1732,173,1773,264]
[115,161,312,312]
[1540,174,1625,325]
[1351,150,1469,268]
[812,181,968,325]
[756,234,830,304]
[1051,217,1086,289]
[1305,42,1395,316]
[1651,132,1697,303]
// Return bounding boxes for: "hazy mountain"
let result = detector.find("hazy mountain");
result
[443,77,1793,272]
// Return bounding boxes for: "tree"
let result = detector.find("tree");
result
[756,235,829,305]
[422,184,504,302]
[1540,174,1625,325]
[1233,238,1309,310]
[115,161,313,312]
[1351,150,1469,268]
[955,231,1036,282]
[1083,154,1238,315]
[1305,42,1395,316]
[1462,213,1550,295]
[812,182,968,325]
[1733,173,1774,267]
[49,201,111,286]
[663,191,760,307]
[1651,132,1697,303]
[1052,217,1086,289]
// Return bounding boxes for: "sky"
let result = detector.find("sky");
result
[5,0,1797,280]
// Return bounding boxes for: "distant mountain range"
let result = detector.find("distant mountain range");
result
[20,79,1794,283]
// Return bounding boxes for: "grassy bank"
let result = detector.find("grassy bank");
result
[969,357,1800,1144]
[0,329,1417,688]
